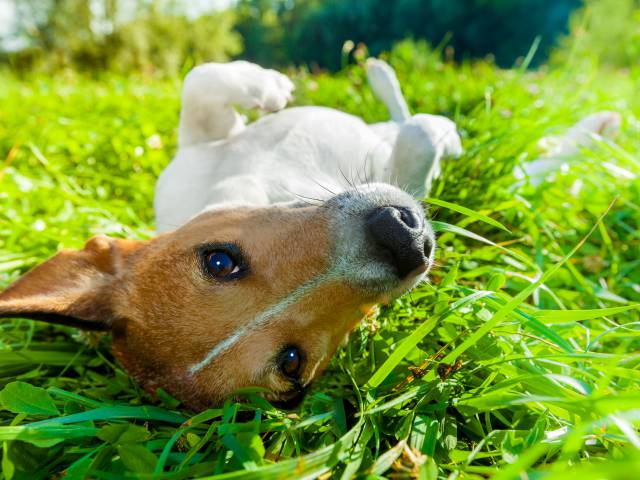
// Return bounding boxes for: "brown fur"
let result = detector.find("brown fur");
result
[0,203,388,410]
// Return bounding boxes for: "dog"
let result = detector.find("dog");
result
[513,110,623,186]
[0,59,462,410]
[155,59,462,231]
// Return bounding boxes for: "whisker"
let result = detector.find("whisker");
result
[338,164,355,190]
[354,154,366,186]
[363,146,374,188]
[309,176,338,197]
[279,185,325,206]
[292,194,325,205]
[349,162,360,193]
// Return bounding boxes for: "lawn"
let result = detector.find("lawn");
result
[0,41,639,479]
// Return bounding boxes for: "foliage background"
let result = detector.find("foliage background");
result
[2,0,634,74]
[0,0,639,478]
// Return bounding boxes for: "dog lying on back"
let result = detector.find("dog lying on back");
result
[0,59,460,410]
[155,59,462,231]
[0,58,623,410]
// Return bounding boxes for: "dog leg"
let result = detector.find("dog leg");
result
[538,110,622,157]
[366,58,411,123]
[515,111,622,185]
[178,61,295,147]
[387,115,462,197]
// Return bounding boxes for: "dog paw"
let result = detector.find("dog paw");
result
[231,61,295,112]
[574,111,622,137]
[540,111,623,157]
[366,58,411,122]
[366,58,397,87]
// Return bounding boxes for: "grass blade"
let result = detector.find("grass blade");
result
[533,304,640,324]
[440,200,615,365]
[426,197,511,233]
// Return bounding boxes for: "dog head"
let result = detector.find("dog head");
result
[0,184,434,410]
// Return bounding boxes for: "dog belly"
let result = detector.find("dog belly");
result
[233,107,393,195]
[155,107,393,231]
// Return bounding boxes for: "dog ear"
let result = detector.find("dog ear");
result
[0,235,142,330]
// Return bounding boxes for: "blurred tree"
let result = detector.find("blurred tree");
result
[234,0,323,66]
[1,0,242,75]
[235,0,582,70]
[5,0,106,70]
[552,0,640,68]
[111,4,242,75]
[234,0,287,65]
[3,0,620,74]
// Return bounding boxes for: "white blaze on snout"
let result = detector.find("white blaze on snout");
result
[188,265,342,375]
[188,184,431,376]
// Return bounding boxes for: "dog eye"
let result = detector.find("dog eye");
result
[198,243,248,281]
[279,346,303,379]
[205,251,239,277]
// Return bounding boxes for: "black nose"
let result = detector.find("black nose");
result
[366,206,431,278]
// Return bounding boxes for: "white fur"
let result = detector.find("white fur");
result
[154,59,462,232]
[189,184,432,373]
[514,111,623,186]
[189,265,341,374]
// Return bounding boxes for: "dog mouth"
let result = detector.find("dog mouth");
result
[265,387,308,410]
[332,227,433,298]
[358,262,430,302]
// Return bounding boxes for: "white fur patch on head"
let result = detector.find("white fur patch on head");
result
[188,265,342,375]
[188,184,432,376]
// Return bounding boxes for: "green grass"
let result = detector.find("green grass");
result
[0,41,639,479]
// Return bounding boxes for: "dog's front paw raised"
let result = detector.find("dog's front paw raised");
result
[231,61,294,112]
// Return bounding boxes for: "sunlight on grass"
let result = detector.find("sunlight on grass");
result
[0,41,638,478]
